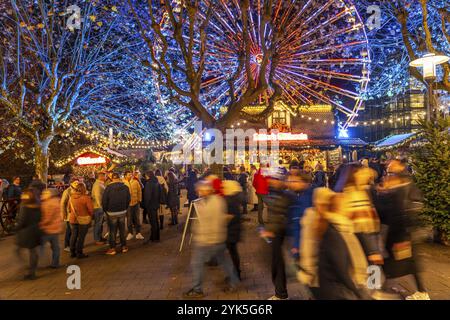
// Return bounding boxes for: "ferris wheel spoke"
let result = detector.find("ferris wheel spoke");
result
[288,40,368,59]
[274,74,314,106]
[278,63,364,82]
[285,69,360,100]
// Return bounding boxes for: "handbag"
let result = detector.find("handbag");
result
[69,199,92,226]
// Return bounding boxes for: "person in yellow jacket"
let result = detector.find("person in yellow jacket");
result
[123,171,144,240]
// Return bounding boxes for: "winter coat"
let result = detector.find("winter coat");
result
[144,177,161,211]
[253,169,269,195]
[186,170,198,202]
[68,192,94,224]
[15,205,42,249]
[264,188,292,236]
[60,187,75,222]
[91,179,105,209]
[167,179,179,209]
[102,181,131,214]
[223,180,243,244]
[40,197,64,235]
[318,215,371,300]
[156,176,168,206]
[223,171,234,181]
[237,172,248,202]
[6,184,22,200]
[375,182,420,279]
[286,187,314,248]
[123,178,142,206]
[312,170,327,188]
[247,170,258,204]
[192,194,229,245]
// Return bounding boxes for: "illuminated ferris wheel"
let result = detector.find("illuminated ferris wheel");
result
[157,0,370,132]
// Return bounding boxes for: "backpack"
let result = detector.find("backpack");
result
[159,183,168,205]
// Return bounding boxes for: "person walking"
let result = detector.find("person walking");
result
[237,166,249,215]
[248,165,258,212]
[183,181,239,298]
[376,160,429,300]
[317,193,372,300]
[102,173,130,255]
[123,171,144,240]
[91,172,106,245]
[15,189,42,280]
[68,182,93,259]
[222,179,243,281]
[260,170,292,300]
[167,171,179,225]
[143,171,162,243]
[61,179,79,252]
[155,169,168,230]
[40,188,64,268]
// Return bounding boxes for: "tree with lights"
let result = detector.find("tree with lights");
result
[0,0,164,182]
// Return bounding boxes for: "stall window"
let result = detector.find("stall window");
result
[272,111,287,124]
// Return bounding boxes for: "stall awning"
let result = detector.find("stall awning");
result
[373,133,417,151]
[337,138,368,147]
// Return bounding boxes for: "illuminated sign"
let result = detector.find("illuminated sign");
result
[76,156,107,166]
[253,132,308,141]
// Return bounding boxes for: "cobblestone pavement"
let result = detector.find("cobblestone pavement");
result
[0,193,449,300]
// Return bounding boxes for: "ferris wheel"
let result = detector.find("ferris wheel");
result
[156,0,371,133]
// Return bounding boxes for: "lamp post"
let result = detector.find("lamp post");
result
[409,53,449,122]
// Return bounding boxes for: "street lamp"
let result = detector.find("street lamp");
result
[410,53,449,121]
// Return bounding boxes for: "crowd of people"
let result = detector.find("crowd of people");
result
[181,158,429,300]
[1,157,430,300]
[8,168,182,280]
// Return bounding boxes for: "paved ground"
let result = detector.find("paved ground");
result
[0,192,449,300]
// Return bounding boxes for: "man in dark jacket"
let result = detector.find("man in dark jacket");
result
[186,166,198,206]
[237,166,248,215]
[143,171,161,243]
[6,176,22,200]
[102,173,131,255]
[260,169,293,300]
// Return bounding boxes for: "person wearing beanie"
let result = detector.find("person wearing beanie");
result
[60,178,79,252]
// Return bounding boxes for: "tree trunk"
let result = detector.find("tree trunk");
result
[34,136,53,184]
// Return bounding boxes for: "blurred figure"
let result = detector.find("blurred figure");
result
[143,171,161,243]
[312,163,327,188]
[29,175,46,201]
[277,159,289,175]
[186,165,198,206]
[0,178,9,200]
[166,170,180,225]
[248,165,258,212]
[222,179,243,281]
[15,189,41,280]
[298,188,335,298]
[47,175,55,186]
[253,165,269,226]
[91,172,106,245]
[123,171,144,240]
[223,166,234,180]
[155,169,168,230]
[68,182,93,259]
[286,172,313,262]
[336,164,382,265]
[376,160,429,300]
[40,188,63,268]
[237,166,248,215]
[183,181,238,298]
[329,158,348,191]
[102,173,130,255]
[261,170,292,300]
[317,193,372,300]
[61,179,79,252]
